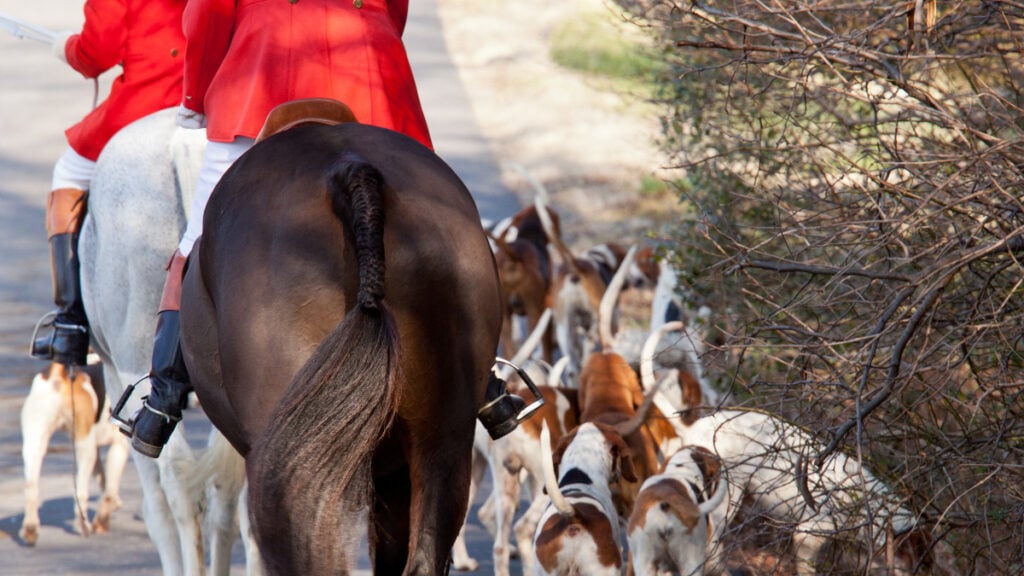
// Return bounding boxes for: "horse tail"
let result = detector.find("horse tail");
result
[247,152,400,574]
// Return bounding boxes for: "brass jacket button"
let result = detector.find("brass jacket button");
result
[353,0,363,7]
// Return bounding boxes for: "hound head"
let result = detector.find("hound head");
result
[554,422,638,485]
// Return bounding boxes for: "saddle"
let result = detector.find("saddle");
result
[255,98,358,142]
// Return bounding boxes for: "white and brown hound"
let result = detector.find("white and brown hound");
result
[533,420,639,576]
[626,445,728,576]
[20,357,129,545]
[666,408,932,574]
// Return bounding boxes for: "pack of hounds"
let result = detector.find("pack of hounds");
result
[456,194,951,576]
[19,193,953,575]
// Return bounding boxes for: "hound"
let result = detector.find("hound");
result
[626,445,729,576]
[574,245,678,515]
[20,357,129,545]
[532,251,670,575]
[535,195,631,387]
[490,202,561,362]
[640,320,721,417]
[533,421,639,576]
[671,409,932,575]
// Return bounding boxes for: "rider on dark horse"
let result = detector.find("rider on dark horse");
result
[31,0,186,366]
[123,0,526,458]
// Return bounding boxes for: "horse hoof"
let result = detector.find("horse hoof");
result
[20,525,38,547]
[92,516,110,534]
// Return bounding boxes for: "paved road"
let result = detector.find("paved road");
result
[0,1,522,573]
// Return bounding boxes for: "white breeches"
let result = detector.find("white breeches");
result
[51,147,96,191]
[178,137,254,257]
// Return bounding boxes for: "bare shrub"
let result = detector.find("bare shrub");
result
[634,1,1024,572]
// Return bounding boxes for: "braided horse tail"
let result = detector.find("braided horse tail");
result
[247,152,400,575]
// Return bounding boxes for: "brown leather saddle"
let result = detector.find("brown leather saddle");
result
[255,98,358,142]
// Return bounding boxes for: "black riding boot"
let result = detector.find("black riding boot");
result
[31,187,91,366]
[130,309,192,458]
[31,233,90,365]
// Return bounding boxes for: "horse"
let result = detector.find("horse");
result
[78,107,260,575]
[179,118,504,574]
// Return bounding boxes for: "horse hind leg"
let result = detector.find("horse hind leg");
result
[369,441,413,575]
[238,481,267,576]
[404,427,477,576]
[202,429,246,576]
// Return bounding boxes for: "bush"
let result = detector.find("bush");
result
[634,1,1024,572]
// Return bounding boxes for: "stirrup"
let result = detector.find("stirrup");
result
[110,378,143,436]
[477,357,545,439]
[28,310,59,356]
[29,310,89,361]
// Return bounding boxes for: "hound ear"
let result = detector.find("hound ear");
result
[613,442,639,483]
[552,430,574,474]
[690,446,723,495]
[893,527,934,571]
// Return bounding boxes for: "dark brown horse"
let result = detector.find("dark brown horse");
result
[179,120,503,575]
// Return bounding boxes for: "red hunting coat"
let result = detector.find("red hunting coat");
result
[182,0,432,149]
[63,0,186,161]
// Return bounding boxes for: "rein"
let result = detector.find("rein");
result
[66,364,90,537]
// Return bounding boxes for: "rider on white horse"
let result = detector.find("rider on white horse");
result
[31,0,186,367]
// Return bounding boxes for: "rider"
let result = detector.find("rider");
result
[127,0,434,458]
[30,0,187,367]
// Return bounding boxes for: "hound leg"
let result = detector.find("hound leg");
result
[793,515,832,576]
[491,448,523,576]
[512,480,548,575]
[19,380,62,546]
[93,428,128,534]
[452,442,488,571]
[72,428,100,535]
[476,491,498,539]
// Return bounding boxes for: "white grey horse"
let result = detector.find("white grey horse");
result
[78,107,260,575]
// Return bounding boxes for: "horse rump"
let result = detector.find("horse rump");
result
[246,151,401,574]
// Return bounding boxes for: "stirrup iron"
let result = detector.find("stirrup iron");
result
[477,357,545,439]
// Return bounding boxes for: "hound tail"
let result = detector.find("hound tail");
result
[246,152,400,574]
[540,421,576,517]
[640,321,684,393]
[597,244,637,351]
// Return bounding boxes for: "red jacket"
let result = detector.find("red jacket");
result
[64,0,186,161]
[182,0,431,149]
